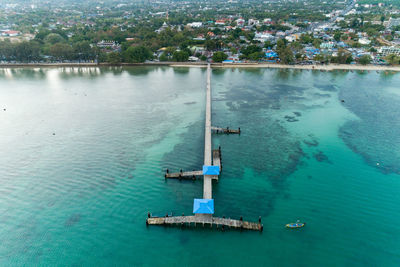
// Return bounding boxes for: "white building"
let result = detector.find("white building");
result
[378,46,400,56]
[187,22,203,28]
[358,38,371,45]
[388,18,400,29]
[254,32,273,43]
[236,18,245,27]
[248,19,259,26]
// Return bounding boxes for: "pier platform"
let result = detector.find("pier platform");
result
[146,215,263,231]
[165,170,203,179]
[212,149,221,172]
[165,147,222,180]
[212,126,241,134]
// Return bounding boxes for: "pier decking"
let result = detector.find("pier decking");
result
[165,170,203,179]
[165,148,222,180]
[148,64,262,231]
[147,215,263,231]
[211,126,241,134]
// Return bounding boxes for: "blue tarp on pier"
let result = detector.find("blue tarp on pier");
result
[203,165,220,175]
[193,199,214,214]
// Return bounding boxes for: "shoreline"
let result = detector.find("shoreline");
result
[0,62,399,72]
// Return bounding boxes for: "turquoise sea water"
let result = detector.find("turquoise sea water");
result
[0,67,399,266]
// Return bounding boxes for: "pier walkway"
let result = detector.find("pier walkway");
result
[203,64,213,199]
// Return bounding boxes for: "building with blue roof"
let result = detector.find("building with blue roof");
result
[193,199,214,214]
[203,165,220,175]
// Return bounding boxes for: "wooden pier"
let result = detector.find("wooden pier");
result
[212,126,241,134]
[165,148,222,180]
[146,215,263,231]
[212,148,221,173]
[165,170,203,179]
[148,64,261,232]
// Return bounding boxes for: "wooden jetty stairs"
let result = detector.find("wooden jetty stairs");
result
[148,64,262,232]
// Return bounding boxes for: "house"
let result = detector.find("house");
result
[263,18,272,24]
[248,19,259,26]
[254,31,273,43]
[1,30,20,37]
[285,34,299,43]
[193,34,205,41]
[187,22,203,28]
[236,18,245,27]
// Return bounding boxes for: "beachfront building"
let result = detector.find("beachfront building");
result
[378,46,400,57]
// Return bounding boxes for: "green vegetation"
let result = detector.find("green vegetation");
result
[212,52,228,62]
[359,55,372,65]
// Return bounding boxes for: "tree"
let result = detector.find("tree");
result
[73,41,96,61]
[49,43,73,61]
[276,39,294,64]
[212,52,228,62]
[159,53,169,61]
[241,45,262,57]
[172,50,189,62]
[0,40,15,61]
[385,54,400,65]
[334,32,341,42]
[312,39,322,48]
[106,52,121,64]
[15,41,41,62]
[205,39,217,51]
[44,33,65,45]
[358,55,371,65]
[123,46,152,63]
[264,40,273,49]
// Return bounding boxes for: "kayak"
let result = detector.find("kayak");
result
[286,222,305,228]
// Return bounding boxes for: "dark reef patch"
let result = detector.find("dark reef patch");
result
[65,214,81,227]
[303,135,319,147]
[338,76,400,175]
[284,115,299,122]
[313,150,331,163]
[293,111,302,117]
[314,83,337,92]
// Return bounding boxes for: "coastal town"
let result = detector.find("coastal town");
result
[1,0,400,66]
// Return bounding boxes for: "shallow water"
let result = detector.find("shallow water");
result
[0,67,399,266]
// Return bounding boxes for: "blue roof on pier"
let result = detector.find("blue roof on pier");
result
[203,165,220,175]
[193,199,214,214]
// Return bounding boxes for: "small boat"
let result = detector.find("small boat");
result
[286,220,306,229]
